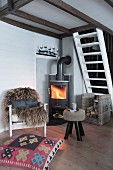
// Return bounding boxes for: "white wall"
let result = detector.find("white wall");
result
[36,58,57,103]
[34,34,60,103]
[0,0,7,7]
[0,21,60,132]
[0,21,35,132]
[62,36,85,108]
[0,21,84,133]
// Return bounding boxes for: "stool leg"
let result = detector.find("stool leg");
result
[64,121,72,140]
[69,122,73,134]
[75,122,82,141]
[79,121,85,136]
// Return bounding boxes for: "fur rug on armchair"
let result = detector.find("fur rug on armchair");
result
[4,87,48,125]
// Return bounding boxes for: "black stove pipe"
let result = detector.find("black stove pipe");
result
[56,55,71,80]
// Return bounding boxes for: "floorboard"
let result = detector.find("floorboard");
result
[0,117,113,170]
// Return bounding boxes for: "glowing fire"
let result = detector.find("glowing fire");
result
[51,85,66,99]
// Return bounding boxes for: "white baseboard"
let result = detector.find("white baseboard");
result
[0,123,45,135]
[0,127,8,133]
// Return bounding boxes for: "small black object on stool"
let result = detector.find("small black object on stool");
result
[63,109,85,141]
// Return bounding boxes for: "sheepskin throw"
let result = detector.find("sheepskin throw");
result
[4,87,48,125]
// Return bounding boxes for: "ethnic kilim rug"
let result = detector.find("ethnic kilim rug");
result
[0,134,63,170]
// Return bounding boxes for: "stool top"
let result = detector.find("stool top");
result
[63,109,85,121]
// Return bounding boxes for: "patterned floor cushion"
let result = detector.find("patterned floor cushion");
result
[0,134,63,170]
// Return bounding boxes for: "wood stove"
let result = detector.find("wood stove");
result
[49,56,71,121]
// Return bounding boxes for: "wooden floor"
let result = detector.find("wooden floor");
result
[0,117,113,170]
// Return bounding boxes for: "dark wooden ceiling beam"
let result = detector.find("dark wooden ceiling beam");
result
[44,0,113,35]
[12,10,70,33]
[104,0,113,8]
[0,0,33,19]
[8,0,14,11]
[70,24,94,33]
[60,24,94,38]
[2,18,61,39]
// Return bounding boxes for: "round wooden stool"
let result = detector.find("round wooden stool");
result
[63,109,85,141]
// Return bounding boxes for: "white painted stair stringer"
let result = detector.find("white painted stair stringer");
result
[96,28,113,108]
[73,32,92,93]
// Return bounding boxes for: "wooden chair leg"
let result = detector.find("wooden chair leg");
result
[79,121,85,136]
[9,105,13,137]
[44,122,46,137]
[69,122,73,134]
[64,121,72,140]
[75,122,82,141]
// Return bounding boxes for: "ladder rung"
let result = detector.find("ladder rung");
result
[86,78,106,81]
[76,32,97,38]
[94,93,107,96]
[83,52,101,56]
[81,42,99,48]
[84,61,103,64]
[85,70,105,72]
[88,86,108,89]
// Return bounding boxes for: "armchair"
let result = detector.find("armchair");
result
[4,87,48,137]
[81,93,111,125]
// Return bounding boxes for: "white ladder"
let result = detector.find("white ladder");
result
[73,28,113,107]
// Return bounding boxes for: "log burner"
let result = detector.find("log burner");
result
[49,56,71,121]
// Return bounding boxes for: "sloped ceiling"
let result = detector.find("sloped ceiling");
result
[0,0,113,38]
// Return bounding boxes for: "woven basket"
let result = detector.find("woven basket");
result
[82,93,111,125]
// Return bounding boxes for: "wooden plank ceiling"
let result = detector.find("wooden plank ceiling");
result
[0,0,113,39]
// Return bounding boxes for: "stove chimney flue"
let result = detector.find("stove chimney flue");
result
[57,55,71,80]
